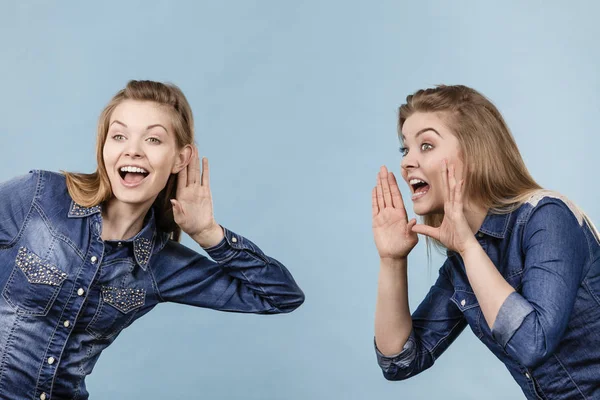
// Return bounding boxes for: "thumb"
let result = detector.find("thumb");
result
[407,218,418,235]
[411,223,439,240]
[170,199,184,222]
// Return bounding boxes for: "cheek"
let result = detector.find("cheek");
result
[401,169,408,181]
[102,143,114,166]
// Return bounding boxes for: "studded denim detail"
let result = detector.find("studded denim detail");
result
[134,237,152,267]
[15,247,67,286]
[68,202,101,218]
[101,287,146,314]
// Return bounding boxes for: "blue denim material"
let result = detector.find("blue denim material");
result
[0,170,304,399]
[375,191,600,399]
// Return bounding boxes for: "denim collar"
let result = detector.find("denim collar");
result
[68,201,156,271]
[478,211,512,239]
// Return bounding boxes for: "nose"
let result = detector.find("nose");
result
[401,151,418,171]
[124,138,144,159]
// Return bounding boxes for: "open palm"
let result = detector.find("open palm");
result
[372,166,418,260]
[412,161,474,254]
[171,145,218,238]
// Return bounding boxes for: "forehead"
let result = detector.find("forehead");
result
[110,100,172,127]
[401,112,451,141]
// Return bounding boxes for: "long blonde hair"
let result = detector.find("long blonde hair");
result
[399,85,542,245]
[63,80,194,241]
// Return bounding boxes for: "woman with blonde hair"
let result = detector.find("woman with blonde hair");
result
[0,80,304,399]
[372,85,600,399]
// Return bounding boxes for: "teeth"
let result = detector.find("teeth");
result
[120,166,148,174]
[409,178,426,185]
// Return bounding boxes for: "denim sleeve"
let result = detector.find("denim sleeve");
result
[0,171,38,245]
[375,260,467,380]
[491,199,587,368]
[151,226,304,314]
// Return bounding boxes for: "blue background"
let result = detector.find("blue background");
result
[1,1,599,399]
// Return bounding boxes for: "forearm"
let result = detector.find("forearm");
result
[460,241,514,329]
[375,257,413,355]
[203,227,304,313]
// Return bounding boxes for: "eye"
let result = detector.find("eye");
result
[111,134,125,141]
[420,143,433,151]
[399,146,409,157]
[146,137,161,144]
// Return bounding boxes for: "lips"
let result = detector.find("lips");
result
[409,178,430,200]
[118,165,150,188]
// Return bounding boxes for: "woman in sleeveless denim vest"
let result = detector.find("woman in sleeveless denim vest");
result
[0,80,304,399]
[372,85,600,399]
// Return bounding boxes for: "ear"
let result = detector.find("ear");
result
[172,144,193,174]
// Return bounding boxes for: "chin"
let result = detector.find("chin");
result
[111,192,153,206]
[412,202,442,217]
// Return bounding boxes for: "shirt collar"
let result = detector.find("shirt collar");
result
[67,201,102,218]
[478,211,512,239]
[129,209,156,271]
[68,201,156,271]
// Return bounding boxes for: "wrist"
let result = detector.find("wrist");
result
[458,238,481,258]
[380,256,408,269]
[192,223,224,248]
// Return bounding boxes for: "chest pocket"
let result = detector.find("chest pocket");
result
[86,286,146,340]
[451,289,484,338]
[2,247,68,316]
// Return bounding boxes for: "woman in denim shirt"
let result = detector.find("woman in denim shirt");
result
[0,80,304,400]
[373,85,600,399]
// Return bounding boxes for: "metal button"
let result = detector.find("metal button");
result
[48,357,55,365]
[64,320,70,328]
[77,288,85,296]
[525,372,531,379]
[117,242,123,247]
[40,393,47,400]
[90,256,98,263]
[460,299,466,307]
[231,237,237,243]
[476,232,484,238]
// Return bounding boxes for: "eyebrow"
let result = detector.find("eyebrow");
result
[110,120,168,133]
[401,127,442,141]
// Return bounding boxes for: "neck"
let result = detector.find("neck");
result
[101,198,153,241]
[463,201,488,235]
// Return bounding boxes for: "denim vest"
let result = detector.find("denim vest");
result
[0,170,304,399]
[376,191,600,399]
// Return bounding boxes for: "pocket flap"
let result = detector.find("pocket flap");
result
[101,286,146,314]
[16,247,67,286]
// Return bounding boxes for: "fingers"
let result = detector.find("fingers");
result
[376,172,385,210]
[194,146,201,184]
[201,157,210,187]
[411,223,439,241]
[372,187,379,217]
[441,160,449,204]
[389,172,408,221]
[177,162,188,192]
[456,179,465,206]
[388,172,403,208]
[187,145,200,186]
[379,166,393,208]
[448,163,456,205]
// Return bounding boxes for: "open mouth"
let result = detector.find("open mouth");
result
[119,166,150,186]
[409,178,430,199]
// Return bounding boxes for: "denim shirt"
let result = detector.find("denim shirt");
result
[375,191,600,399]
[0,170,305,400]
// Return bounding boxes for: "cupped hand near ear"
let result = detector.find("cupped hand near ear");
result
[171,145,223,247]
